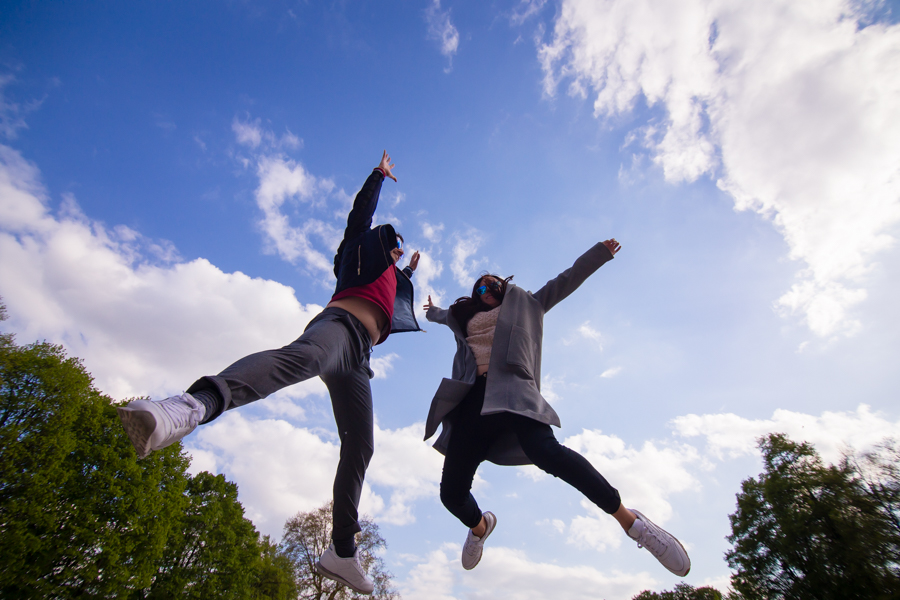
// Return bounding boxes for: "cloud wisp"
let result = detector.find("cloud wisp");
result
[233,117,344,280]
[539,0,900,338]
[425,0,460,72]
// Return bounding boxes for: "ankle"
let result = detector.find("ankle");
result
[471,518,486,537]
[333,536,356,558]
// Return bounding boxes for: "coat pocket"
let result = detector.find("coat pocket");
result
[506,325,537,379]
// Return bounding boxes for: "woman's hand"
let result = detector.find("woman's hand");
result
[408,251,420,272]
[602,238,621,255]
[379,150,397,182]
[423,295,435,311]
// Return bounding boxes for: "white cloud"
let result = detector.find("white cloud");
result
[371,352,399,379]
[450,228,487,288]
[425,0,460,71]
[232,116,301,151]
[672,403,900,463]
[601,366,623,378]
[187,413,339,534]
[540,374,563,403]
[408,249,445,319]
[0,144,325,401]
[539,0,900,337]
[0,75,42,141]
[398,544,659,600]
[421,221,445,243]
[253,153,340,274]
[366,421,445,525]
[577,320,604,349]
[398,545,461,600]
[187,416,443,535]
[561,430,701,551]
[509,0,549,26]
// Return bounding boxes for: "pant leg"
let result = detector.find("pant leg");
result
[321,363,375,542]
[187,308,367,420]
[510,416,622,514]
[439,377,495,528]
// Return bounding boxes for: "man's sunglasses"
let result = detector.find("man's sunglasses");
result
[476,281,503,296]
[396,237,403,250]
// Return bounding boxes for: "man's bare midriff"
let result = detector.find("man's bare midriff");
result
[326,296,388,346]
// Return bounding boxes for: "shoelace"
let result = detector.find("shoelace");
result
[465,532,482,555]
[637,523,669,555]
[160,395,202,429]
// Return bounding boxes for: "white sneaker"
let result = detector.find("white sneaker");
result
[116,393,204,459]
[462,511,497,570]
[316,544,375,595]
[627,509,691,576]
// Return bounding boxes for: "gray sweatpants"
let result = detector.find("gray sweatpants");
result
[187,307,375,541]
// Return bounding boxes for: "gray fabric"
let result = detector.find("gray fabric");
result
[423,242,615,466]
[187,307,374,540]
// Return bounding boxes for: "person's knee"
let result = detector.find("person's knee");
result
[440,481,466,511]
[340,433,374,468]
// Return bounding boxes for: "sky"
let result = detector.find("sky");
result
[1,0,899,598]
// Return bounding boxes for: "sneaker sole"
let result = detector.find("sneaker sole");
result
[116,406,157,459]
[316,560,374,595]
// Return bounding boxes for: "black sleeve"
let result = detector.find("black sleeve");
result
[333,169,385,277]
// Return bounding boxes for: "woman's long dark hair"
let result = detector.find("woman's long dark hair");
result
[449,273,514,333]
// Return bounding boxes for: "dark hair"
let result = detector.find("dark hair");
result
[450,273,514,333]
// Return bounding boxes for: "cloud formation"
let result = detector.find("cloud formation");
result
[188,415,442,536]
[0,144,323,401]
[425,0,460,71]
[449,228,487,288]
[539,0,900,337]
[233,118,343,278]
[672,403,900,463]
[399,544,658,600]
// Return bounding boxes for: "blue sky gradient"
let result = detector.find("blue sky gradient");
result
[2,1,899,597]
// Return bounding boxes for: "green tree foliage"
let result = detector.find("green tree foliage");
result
[726,433,900,600]
[0,323,296,598]
[632,583,726,600]
[281,501,398,599]
[145,472,296,599]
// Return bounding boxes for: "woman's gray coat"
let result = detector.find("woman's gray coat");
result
[424,241,615,466]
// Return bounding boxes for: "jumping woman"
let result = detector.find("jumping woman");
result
[117,151,420,595]
[422,239,690,576]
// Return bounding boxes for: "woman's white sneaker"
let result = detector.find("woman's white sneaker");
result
[627,509,691,576]
[316,544,375,595]
[462,511,497,570]
[116,393,204,459]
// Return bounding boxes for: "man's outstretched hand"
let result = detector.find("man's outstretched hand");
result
[379,150,397,182]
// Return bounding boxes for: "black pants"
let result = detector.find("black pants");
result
[440,375,622,528]
[187,307,375,542]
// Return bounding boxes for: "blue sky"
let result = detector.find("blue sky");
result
[2,1,900,598]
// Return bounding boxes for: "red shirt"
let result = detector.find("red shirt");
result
[330,266,397,344]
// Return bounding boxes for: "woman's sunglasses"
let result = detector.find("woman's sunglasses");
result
[476,281,503,296]
[396,237,403,250]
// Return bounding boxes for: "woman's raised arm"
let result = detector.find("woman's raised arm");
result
[532,239,620,312]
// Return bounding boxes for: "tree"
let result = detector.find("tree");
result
[0,319,296,598]
[726,433,900,600]
[632,583,726,600]
[0,337,190,597]
[146,471,297,599]
[280,501,398,599]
